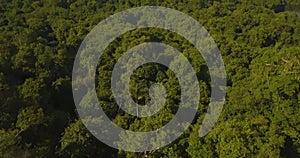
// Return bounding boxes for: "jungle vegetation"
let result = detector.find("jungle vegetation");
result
[0,0,299,157]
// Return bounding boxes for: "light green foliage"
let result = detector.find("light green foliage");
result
[16,106,44,131]
[0,0,299,157]
[60,120,91,154]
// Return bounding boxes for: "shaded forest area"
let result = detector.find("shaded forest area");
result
[0,0,299,157]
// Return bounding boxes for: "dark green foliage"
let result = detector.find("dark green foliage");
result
[0,0,299,157]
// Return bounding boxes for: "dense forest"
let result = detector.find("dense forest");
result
[0,0,299,157]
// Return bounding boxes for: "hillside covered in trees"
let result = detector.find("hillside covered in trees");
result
[0,0,299,157]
